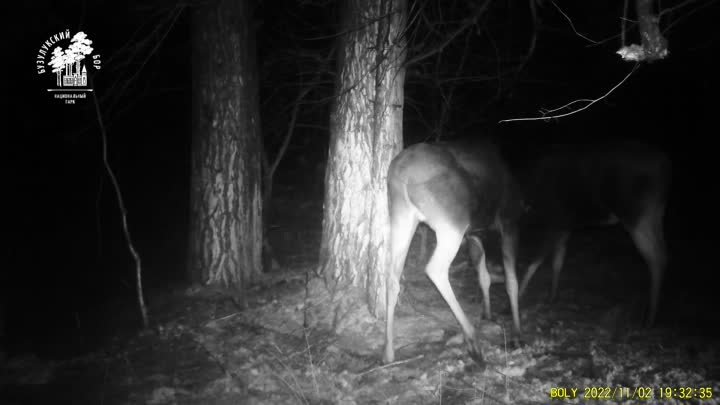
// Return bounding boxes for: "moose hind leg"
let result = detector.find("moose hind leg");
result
[500,225,521,333]
[550,231,570,302]
[468,235,492,320]
[629,206,666,326]
[384,209,419,364]
[425,227,483,363]
[519,256,545,298]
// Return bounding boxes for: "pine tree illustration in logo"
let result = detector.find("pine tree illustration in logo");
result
[48,32,94,88]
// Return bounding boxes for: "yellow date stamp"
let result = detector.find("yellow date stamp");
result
[548,386,714,401]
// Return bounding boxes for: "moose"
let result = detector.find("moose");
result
[384,140,524,364]
[383,138,669,364]
[513,141,670,326]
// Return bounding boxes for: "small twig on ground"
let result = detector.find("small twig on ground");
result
[209,312,240,323]
[270,371,309,405]
[356,354,424,376]
[502,325,509,397]
[270,342,308,404]
[303,328,320,396]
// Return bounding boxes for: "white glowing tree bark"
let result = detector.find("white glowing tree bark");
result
[320,0,407,316]
[189,0,263,292]
[618,0,668,62]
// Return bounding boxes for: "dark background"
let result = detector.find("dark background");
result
[5,0,720,358]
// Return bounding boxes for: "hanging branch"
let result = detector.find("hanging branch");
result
[266,84,314,196]
[91,77,148,328]
[261,69,325,272]
[499,64,639,123]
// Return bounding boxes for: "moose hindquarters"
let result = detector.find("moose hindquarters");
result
[383,140,520,365]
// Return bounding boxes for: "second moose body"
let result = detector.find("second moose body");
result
[384,140,524,364]
[515,141,670,325]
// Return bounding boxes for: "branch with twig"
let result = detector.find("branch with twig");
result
[90,76,148,328]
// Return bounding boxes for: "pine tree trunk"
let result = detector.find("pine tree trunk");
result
[188,0,263,291]
[320,0,406,318]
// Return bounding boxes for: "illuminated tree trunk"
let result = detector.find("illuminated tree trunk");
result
[636,0,668,61]
[189,0,263,291]
[320,0,406,317]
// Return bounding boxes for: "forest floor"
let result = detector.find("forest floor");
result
[2,185,720,404]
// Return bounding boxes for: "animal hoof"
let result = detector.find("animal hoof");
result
[383,346,395,364]
[510,334,524,350]
[465,337,485,366]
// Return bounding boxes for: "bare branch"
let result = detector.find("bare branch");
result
[499,64,639,123]
[551,0,599,44]
[268,85,314,183]
[404,0,491,67]
[661,0,719,34]
[91,78,148,328]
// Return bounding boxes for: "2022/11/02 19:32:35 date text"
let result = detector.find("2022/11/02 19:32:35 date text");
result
[548,386,714,401]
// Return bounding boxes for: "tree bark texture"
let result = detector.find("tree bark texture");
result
[189,0,263,290]
[320,0,406,317]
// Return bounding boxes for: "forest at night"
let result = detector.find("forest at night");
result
[3,0,720,403]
